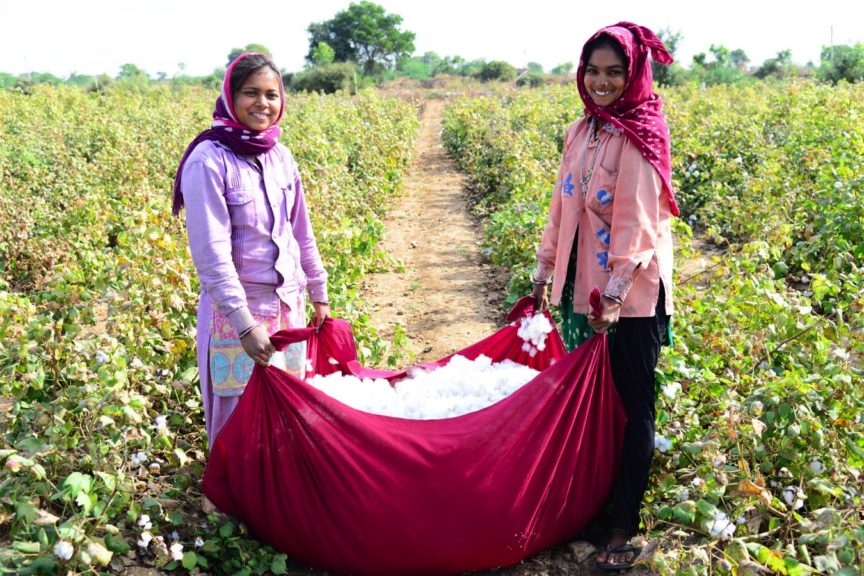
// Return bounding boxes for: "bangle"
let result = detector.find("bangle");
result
[238,324,257,339]
[532,278,551,286]
[602,294,623,305]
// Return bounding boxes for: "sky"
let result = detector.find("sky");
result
[1,0,862,78]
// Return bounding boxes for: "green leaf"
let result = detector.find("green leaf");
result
[58,522,86,541]
[76,491,93,514]
[673,501,697,525]
[12,541,41,553]
[63,471,93,497]
[271,553,288,574]
[783,557,813,576]
[696,499,718,518]
[15,501,38,523]
[96,471,116,492]
[219,522,234,539]
[182,551,198,570]
[105,533,130,554]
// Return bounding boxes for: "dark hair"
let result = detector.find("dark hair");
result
[584,34,628,71]
[229,53,281,96]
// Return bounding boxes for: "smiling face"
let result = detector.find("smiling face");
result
[233,68,282,131]
[583,45,627,108]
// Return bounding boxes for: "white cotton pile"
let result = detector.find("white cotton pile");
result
[307,354,539,419]
[517,313,554,357]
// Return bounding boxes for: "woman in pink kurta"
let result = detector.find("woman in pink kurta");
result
[172,53,330,447]
[531,23,677,570]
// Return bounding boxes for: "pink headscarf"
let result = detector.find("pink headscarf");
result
[577,22,679,216]
[172,52,285,215]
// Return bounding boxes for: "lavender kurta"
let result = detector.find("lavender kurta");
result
[181,140,328,443]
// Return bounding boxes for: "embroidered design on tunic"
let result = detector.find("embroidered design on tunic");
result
[595,227,610,245]
[210,300,307,397]
[596,188,613,206]
[596,251,609,271]
[562,173,575,197]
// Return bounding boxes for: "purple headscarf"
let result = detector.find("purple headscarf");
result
[172,52,285,215]
[577,22,679,216]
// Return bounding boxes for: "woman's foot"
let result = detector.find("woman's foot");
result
[595,531,641,570]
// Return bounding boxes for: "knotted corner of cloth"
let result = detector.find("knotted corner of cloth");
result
[270,317,359,378]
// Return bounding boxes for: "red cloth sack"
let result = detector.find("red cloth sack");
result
[202,293,626,576]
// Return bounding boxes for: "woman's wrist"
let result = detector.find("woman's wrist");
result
[238,324,258,339]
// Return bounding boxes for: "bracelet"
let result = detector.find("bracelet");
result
[602,293,624,305]
[238,324,257,339]
[532,278,551,286]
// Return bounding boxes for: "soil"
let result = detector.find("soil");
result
[359,98,511,363]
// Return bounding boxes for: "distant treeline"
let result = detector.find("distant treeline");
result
[3,3,863,94]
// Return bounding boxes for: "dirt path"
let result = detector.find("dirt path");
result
[360,98,510,362]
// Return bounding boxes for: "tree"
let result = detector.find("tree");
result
[306,1,415,75]
[755,50,798,79]
[550,62,574,76]
[690,44,750,85]
[117,63,147,80]
[652,28,686,87]
[478,61,516,82]
[310,42,336,67]
[818,43,864,83]
[226,44,272,67]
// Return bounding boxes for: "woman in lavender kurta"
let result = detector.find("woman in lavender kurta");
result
[172,53,330,447]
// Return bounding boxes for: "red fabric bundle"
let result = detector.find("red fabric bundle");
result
[202,294,626,576]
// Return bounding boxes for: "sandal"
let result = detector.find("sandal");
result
[595,542,642,571]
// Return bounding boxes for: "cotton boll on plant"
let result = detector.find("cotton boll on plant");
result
[307,354,540,419]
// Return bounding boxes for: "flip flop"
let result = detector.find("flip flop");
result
[596,543,642,571]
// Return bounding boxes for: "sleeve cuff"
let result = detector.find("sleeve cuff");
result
[533,261,554,283]
[603,274,634,303]
[307,282,329,304]
[226,306,256,336]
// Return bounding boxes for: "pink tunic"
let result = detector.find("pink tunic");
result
[536,119,673,317]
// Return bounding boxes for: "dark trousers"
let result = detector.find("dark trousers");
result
[607,284,668,535]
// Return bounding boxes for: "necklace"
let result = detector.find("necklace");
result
[579,117,603,196]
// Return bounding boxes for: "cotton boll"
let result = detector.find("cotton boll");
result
[654,435,672,452]
[54,540,74,560]
[782,486,806,510]
[307,355,539,419]
[517,314,554,350]
[169,542,184,561]
[661,381,681,400]
[709,511,735,540]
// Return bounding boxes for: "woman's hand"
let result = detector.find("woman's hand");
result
[531,284,549,312]
[312,302,331,332]
[240,325,276,366]
[587,296,621,333]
